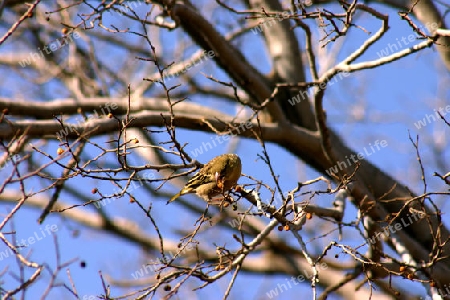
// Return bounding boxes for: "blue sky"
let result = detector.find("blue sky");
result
[0,1,449,299]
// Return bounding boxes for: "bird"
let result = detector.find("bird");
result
[167,153,242,204]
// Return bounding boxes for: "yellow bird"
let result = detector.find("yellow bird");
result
[167,153,242,203]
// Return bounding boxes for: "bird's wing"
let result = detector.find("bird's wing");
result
[184,171,216,189]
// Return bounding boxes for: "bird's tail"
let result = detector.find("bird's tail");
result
[167,191,182,204]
